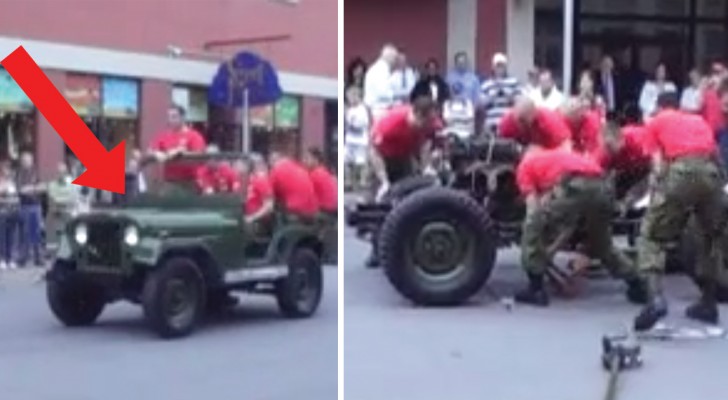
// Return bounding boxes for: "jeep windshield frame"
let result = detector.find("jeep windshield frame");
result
[114,152,250,207]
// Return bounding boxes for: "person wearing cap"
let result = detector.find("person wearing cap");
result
[632,92,725,331]
[480,52,522,135]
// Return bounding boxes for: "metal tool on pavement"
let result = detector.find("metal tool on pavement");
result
[601,334,643,400]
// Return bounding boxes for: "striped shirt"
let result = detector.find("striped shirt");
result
[480,76,522,134]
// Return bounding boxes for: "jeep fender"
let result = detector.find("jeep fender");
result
[268,226,325,264]
[155,240,222,286]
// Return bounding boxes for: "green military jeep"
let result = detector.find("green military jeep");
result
[46,153,333,339]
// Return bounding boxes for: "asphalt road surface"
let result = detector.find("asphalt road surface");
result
[0,267,337,400]
[344,227,728,400]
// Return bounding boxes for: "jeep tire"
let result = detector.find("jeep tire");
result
[142,257,206,339]
[47,273,105,327]
[379,188,497,306]
[276,247,323,318]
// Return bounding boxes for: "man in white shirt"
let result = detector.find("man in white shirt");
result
[680,68,704,113]
[529,69,564,110]
[389,52,418,105]
[364,44,398,121]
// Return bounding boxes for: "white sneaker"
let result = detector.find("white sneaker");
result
[0,261,7,270]
[7,262,17,270]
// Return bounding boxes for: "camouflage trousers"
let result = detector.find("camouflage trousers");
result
[637,156,725,279]
[521,176,636,278]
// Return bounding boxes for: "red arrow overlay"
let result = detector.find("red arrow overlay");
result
[1,46,125,193]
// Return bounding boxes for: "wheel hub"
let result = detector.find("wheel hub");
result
[412,222,466,274]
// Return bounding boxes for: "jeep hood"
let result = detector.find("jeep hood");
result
[79,208,239,230]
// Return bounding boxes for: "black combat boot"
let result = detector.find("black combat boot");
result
[365,249,380,269]
[515,273,549,307]
[633,274,668,331]
[685,279,719,324]
[624,276,648,305]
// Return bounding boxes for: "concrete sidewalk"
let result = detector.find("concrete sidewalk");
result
[0,267,47,286]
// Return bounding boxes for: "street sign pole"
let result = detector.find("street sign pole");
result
[241,87,250,153]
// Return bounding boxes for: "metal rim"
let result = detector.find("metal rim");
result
[408,220,474,279]
[163,277,198,329]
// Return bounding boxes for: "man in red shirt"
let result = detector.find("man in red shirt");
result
[148,105,207,183]
[303,147,338,214]
[601,124,653,201]
[499,97,572,150]
[268,151,319,218]
[515,147,646,306]
[196,162,241,194]
[633,92,725,331]
[370,95,442,199]
[238,153,274,224]
[560,98,606,163]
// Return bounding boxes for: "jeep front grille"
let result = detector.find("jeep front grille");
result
[84,221,123,268]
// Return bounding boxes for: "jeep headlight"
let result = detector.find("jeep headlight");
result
[74,223,88,245]
[124,225,140,246]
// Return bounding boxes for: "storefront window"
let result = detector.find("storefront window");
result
[102,76,140,154]
[172,85,210,142]
[580,0,689,17]
[0,68,35,162]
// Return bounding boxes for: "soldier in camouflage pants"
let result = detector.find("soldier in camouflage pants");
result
[518,176,647,305]
[633,92,726,331]
[634,157,725,329]
[515,146,647,306]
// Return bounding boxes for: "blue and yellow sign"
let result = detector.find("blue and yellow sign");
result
[208,52,283,107]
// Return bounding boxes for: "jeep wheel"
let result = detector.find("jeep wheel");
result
[379,188,497,306]
[382,175,438,203]
[142,257,206,338]
[276,247,323,318]
[47,275,105,327]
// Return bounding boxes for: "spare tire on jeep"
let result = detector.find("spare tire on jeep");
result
[379,187,497,306]
[381,175,438,203]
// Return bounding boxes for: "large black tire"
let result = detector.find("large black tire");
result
[379,188,497,306]
[142,257,206,339]
[382,175,438,203]
[47,274,105,327]
[276,247,323,318]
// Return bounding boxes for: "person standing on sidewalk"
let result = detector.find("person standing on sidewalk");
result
[16,152,44,268]
[0,161,19,270]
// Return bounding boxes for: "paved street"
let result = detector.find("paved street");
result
[344,227,728,400]
[0,267,338,400]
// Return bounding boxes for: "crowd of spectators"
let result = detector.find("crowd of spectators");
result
[344,43,728,190]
